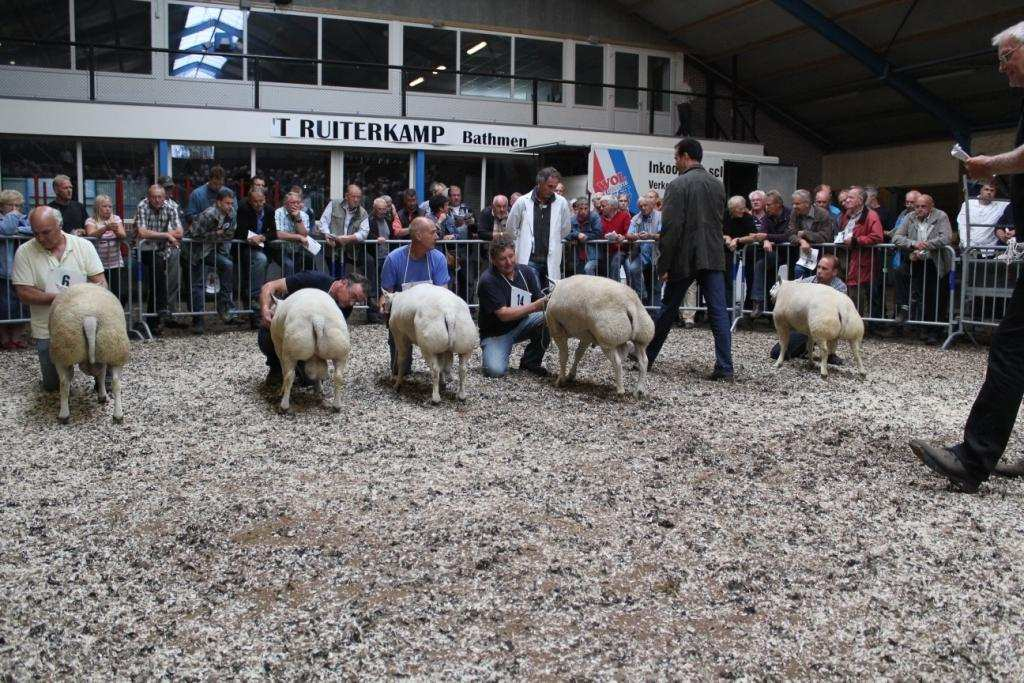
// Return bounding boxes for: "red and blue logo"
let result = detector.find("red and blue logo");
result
[591,148,638,213]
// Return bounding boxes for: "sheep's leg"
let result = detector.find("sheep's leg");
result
[601,345,626,395]
[553,336,570,387]
[826,339,838,362]
[279,357,296,413]
[634,343,649,398]
[393,334,410,389]
[56,364,73,424]
[110,366,123,424]
[442,351,454,386]
[567,340,591,383]
[328,353,348,412]
[774,324,790,370]
[457,353,468,401]
[425,353,442,404]
[814,338,828,378]
[95,363,108,404]
[851,337,867,378]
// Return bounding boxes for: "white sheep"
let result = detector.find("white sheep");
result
[771,280,866,378]
[380,284,479,404]
[48,283,130,424]
[544,274,655,397]
[270,288,351,413]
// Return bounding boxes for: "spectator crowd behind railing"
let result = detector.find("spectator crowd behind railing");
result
[1,167,1019,351]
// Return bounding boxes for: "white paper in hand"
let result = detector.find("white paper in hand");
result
[304,235,322,255]
[950,144,970,162]
[796,248,819,272]
[246,230,264,248]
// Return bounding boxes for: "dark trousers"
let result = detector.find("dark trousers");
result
[647,270,732,374]
[895,258,948,322]
[529,259,549,290]
[770,332,809,360]
[959,274,1024,478]
[388,326,413,376]
[141,250,170,317]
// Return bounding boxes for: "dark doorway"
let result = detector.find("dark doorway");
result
[724,161,758,202]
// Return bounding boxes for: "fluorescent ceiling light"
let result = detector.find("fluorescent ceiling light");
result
[409,76,425,87]
[466,41,487,55]
[435,65,446,70]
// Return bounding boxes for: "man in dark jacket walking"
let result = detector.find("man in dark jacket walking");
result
[646,138,733,380]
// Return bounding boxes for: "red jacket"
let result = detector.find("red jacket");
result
[840,209,883,286]
[601,210,630,254]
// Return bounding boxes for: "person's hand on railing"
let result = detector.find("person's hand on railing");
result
[576,233,587,243]
[799,238,812,253]
[763,239,774,254]
[844,237,854,248]
[164,233,180,249]
[247,233,265,247]
[442,234,455,240]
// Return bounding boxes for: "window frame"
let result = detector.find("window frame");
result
[320,15,391,91]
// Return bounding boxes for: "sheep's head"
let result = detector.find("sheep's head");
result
[378,289,395,315]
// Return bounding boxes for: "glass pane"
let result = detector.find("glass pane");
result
[169,143,249,208]
[647,55,670,112]
[168,4,243,79]
[485,158,534,201]
[74,0,152,74]
[255,146,330,216]
[343,152,410,211]
[82,140,154,218]
[322,18,388,89]
[614,51,639,109]
[514,37,562,103]
[0,137,77,209]
[0,0,70,69]
[424,155,481,215]
[574,44,602,107]
[460,32,510,98]
[403,26,455,95]
[246,11,317,85]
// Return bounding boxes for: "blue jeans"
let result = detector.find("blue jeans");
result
[190,250,234,316]
[480,311,549,377]
[626,257,661,308]
[647,270,732,375]
[36,338,59,391]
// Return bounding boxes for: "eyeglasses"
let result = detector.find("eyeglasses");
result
[998,43,1022,65]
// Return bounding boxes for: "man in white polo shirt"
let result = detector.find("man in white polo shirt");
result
[12,206,106,391]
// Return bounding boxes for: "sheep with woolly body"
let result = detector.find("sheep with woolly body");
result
[771,279,866,378]
[544,274,655,397]
[380,284,479,403]
[48,283,130,423]
[270,288,351,412]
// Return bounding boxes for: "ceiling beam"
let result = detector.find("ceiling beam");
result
[669,0,766,36]
[704,0,908,62]
[769,0,972,146]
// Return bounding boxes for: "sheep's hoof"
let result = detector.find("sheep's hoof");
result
[330,403,341,413]
[58,415,70,425]
[112,415,124,425]
[634,389,644,399]
[97,395,108,405]
[457,393,467,402]
[430,396,441,405]
[278,404,291,414]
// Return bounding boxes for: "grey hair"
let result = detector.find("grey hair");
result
[765,189,784,204]
[536,167,561,184]
[748,190,766,202]
[0,189,25,206]
[31,205,63,227]
[792,189,812,204]
[727,195,747,212]
[992,21,1024,46]
[52,174,72,188]
[573,196,590,208]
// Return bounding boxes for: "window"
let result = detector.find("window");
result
[322,18,388,89]
[460,32,510,98]
[170,143,249,207]
[0,0,71,69]
[574,44,603,107]
[614,51,639,109]
[344,152,409,211]
[255,147,330,216]
[168,4,243,79]
[0,138,77,209]
[74,0,151,74]
[514,38,562,103]
[403,26,455,95]
[485,157,534,201]
[647,56,670,112]
[424,155,480,213]
[246,11,317,85]
[82,140,155,218]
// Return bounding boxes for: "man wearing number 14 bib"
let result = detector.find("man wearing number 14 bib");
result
[478,238,550,378]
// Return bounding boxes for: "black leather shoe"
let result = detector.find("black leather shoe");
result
[993,459,1024,478]
[908,440,982,493]
[707,369,735,382]
[520,363,550,377]
[826,354,844,366]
